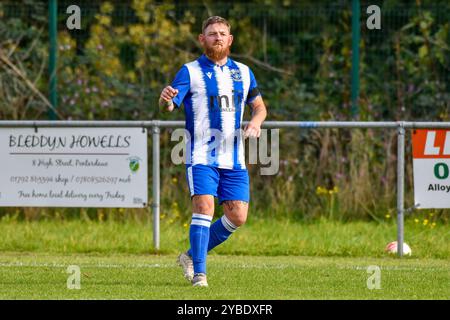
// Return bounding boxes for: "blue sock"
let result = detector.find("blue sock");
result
[188,215,238,256]
[207,215,238,251]
[189,213,212,275]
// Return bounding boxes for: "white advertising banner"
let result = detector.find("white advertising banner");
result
[412,129,450,209]
[0,127,148,207]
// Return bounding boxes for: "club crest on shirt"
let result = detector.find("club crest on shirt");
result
[230,69,242,81]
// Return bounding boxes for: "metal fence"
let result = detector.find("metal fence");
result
[1,120,449,256]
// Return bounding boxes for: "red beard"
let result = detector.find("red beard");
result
[204,43,230,61]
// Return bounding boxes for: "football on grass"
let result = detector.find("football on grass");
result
[385,241,412,256]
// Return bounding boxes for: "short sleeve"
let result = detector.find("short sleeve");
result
[246,68,261,104]
[171,65,190,108]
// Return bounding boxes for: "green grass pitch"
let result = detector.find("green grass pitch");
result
[0,253,448,299]
[0,218,448,299]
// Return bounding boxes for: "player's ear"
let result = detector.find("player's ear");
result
[198,33,205,44]
[228,34,233,46]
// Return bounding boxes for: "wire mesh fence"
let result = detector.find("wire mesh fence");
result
[1,0,448,121]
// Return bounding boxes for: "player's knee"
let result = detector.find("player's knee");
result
[195,203,213,214]
[228,213,247,227]
[192,198,214,214]
[223,201,248,226]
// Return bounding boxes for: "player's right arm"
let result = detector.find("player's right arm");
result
[158,86,179,112]
[159,65,190,112]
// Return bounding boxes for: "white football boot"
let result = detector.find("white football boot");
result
[191,273,208,287]
[177,251,194,282]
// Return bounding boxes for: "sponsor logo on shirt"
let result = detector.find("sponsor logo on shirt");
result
[208,91,243,112]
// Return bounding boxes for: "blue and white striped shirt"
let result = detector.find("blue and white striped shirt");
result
[171,54,260,169]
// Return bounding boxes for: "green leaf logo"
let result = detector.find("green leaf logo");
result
[127,157,141,173]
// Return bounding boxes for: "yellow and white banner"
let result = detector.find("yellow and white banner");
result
[412,129,450,208]
[0,127,147,207]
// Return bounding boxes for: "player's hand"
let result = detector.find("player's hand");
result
[243,121,261,138]
[159,86,179,112]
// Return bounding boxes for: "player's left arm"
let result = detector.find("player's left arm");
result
[244,96,267,138]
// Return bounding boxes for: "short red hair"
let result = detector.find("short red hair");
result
[201,16,231,34]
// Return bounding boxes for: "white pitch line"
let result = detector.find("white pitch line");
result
[338,265,449,271]
[3,262,444,271]
[0,261,292,270]
[0,262,176,269]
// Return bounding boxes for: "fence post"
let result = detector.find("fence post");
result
[48,0,58,120]
[397,122,405,257]
[351,0,360,118]
[152,124,160,250]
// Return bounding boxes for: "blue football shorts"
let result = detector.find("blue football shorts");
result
[185,164,250,204]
